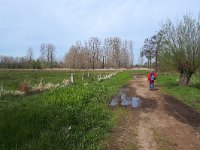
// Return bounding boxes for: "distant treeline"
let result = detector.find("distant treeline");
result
[64,37,133,69]
[0,56,63,69]
[0,43,63,69]
[0,37,134,69]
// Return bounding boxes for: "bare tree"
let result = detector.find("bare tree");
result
[141,38,154,69]
[27,47,33,61]
[138,50,144,67]
[83,41,91,69]
[102,39,110,68]
[65,45,79,68]
[88,37,101,69]
[40,43,56,68]
[40,43,46,68]
[128,40,134,67]
[104,38,113,68]
[46,44,56,68]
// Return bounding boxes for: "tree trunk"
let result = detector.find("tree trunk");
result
[102,56,105,69]
[148,58,150,68]
[155,49,158,72]
[92,55,95,69]
[118,60,121,68]
[179,72,192,86]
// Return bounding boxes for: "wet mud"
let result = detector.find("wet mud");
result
[164,95,200,128]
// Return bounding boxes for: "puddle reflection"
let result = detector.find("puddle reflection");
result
[110,90,141,108]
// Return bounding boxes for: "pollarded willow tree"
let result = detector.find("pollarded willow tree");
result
[161,14,200,86]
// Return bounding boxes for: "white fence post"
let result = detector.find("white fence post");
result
[70,74,74,83]
[98,75,101,81]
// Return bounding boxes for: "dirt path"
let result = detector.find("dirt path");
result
[107,75,200,150]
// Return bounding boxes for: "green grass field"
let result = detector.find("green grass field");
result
[0,70,116,91]
[0,70,131,150]
[157,72,200,112]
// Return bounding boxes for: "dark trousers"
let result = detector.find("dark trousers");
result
[149,81,154,91]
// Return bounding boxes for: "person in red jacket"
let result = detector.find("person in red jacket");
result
[148,70,157,91]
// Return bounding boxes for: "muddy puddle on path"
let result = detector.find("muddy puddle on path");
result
[110,89,141,108]
[110,88,158,111]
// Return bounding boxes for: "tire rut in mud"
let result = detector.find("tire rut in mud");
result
[164,95,200,129]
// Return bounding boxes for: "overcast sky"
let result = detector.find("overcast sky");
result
[0,0,199,63]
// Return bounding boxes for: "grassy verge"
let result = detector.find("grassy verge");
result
[157,73,200,112]
[0,71,131,150]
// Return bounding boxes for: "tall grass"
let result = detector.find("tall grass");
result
[0,71,131,150]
